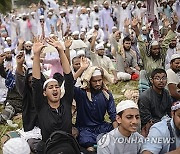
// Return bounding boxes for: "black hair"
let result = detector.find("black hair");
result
[117,111,124,117]
[170,58,180,63]
[151,68,167,79]
[123,36,131,44]
[53,73,64,87]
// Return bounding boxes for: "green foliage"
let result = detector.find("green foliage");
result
[0,0,12,14]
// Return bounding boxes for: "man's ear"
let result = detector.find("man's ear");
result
[150,78,153,85]
[116,115,121,124]
[43,90,47,96]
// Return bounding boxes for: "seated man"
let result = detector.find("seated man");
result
[74,66,118,151]
[142,101,180,154]
[166,54,180,102]
[138,68,172,137]
[32,37,74,153]
[97,100,143,154]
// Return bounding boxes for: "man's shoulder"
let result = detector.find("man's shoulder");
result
[166,68,175,74]
[150,119,169,134]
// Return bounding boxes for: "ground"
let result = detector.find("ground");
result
[0,80,138,152]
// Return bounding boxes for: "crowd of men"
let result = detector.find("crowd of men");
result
[0,0,180,153]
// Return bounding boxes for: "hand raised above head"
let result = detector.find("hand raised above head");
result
[32,36,46,55]
[131,17,138,27]
[46,37,64,52]
[64,36,72,48]
[80,57,89,70]
[16,52,25,65]
[0,53,6,64]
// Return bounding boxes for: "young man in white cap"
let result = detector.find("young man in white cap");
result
[74,66,118,152]
[166,54,180,101]
[141,101,180,154]
[31,36,74,153]
[97,100,143,154]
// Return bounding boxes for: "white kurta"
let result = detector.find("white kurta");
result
[90,11,100,28]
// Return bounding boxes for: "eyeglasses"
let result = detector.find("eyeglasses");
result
[153,77,167,81]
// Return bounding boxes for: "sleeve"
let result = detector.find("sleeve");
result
[108,58,115,71]
[167,70,179,85]
[15,72,25,97]
[137,35,147,62]
[73,86,83,105]
[32,77,44,111]
[138,95,153,126]
[0,63,7,78]
[161,30,176,58]
[141,125,167,154]
[132,53,138,68]
[107,92,117,122]
[63,72,74,104]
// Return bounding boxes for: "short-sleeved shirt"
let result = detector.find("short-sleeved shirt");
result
[166,68,179,86]
[141,119,180,154]
[32,72,74,142]
[97,127,144,154]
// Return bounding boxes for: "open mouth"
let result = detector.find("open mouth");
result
[52,92,58,97]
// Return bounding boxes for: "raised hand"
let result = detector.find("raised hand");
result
[124,18,130,27]
[93,30,98,38]
[33,36,46,56]
[0,53,6,64]
[16,52,25,66]
[80,57,89,70]
[131,17,139,27]
[64,36,72,48]
[46,37,64,52]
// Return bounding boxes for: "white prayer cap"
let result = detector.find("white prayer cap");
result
[25,41,33,45]
[87,8,91,11]
[142,26,146,30]
[3,138,30,154]
[77,50,85,57]
[121,1,127,5]
[94,5,98,7]
[22,13,26,16]
[70,49,77,61]
[161,0,167,3]
[60,10,66,14]
[39,15,44,19]
[72,31,79,36]
[6,37,11,41]
[48,12,53,15]
[92,69,102,77]
[171,101,180,111]
[49,8,54,11]
[31,12,35,15]
[4,48,11,52]
[94,22,99,26]
[151,40,159,46]
[112,26,117,30]
[137,1,142,5]
[81,28,86,32]
[116,100,138,114]
[104,1,109,4]
[95,43,104,50]
[170,54,180,61]
[43,78,58,89]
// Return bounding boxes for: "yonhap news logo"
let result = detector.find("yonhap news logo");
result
[97,134,175,148]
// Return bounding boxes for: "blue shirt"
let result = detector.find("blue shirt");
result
[74,87,116,128]
[142,119,180,154]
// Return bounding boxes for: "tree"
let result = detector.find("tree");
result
[0,0,12,14]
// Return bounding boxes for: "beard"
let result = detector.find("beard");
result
[6,57,12,61]
[124,46,131,51]
[90,84,103,94]
[122,6,127,9]
[25,49,32,55]
[95,9,99,13]
[169,43,176,49]
[151,53,160,60]
[105,7,109,10]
